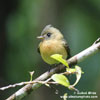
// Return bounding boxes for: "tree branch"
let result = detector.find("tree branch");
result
[0,71,74,91]
[6,39,100,100]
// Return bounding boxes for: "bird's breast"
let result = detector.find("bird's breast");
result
[40,40,62,54]
[39,40,67,64]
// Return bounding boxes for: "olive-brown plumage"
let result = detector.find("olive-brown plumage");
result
[37,25,70,65]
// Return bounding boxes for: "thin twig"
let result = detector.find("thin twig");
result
[0,71,73,91]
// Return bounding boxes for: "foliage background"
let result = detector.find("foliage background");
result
[0,0,100,100]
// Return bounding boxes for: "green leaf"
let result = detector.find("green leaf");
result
[51,54,69,68]
[51,74,70,87]
[63,93,68,100]
[29,71,34,81]
[72,65,83,86]
[45,84,50,87]
[66,68,76,73]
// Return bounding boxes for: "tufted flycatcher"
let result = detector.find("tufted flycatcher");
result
[37,25,70,65]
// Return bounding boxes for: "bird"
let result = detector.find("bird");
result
[37,25,70,65]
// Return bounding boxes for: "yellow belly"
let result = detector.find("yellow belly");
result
[39,40,67,65]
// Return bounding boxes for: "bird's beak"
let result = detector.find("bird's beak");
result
[37,35,44,39]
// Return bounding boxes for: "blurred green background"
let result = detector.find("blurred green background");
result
[0,0,100,100]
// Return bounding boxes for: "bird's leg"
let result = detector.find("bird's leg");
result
[48,64,61,72]
[48,65,52,72]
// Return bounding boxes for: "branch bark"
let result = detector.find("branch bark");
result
[6,40,100,100]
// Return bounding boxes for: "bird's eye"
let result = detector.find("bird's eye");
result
[47,33,51,37]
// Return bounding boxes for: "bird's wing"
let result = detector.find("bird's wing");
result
[62,39,71,59]
[37,44,40,54]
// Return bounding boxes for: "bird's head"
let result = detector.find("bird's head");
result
[37,25,63,41]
